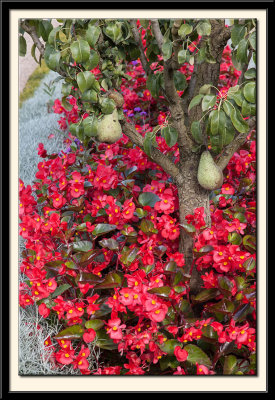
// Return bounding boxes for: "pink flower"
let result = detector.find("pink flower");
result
[38,303,51,318]
[106,318,126,340]
[83,328,96,343]
[174,346,188,362]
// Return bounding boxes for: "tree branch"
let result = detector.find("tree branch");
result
[150,19,193,163]
[120,119,183,184]
[171,19,182,66]
[150,19,164,50]
[184,20,231,135]
[216,117,256,171]
[129,20,150,76]
[20,20,45,56]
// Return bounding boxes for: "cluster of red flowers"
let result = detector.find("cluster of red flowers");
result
[19,33,256,375]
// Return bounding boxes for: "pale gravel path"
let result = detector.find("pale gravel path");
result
[19,20,59,93]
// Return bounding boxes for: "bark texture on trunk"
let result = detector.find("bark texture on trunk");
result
[177,150,211,294]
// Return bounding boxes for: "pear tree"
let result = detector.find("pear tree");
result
[19,18,256,293]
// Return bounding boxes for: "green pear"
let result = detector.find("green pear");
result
[97,109,122,144]
[197,150,223,190]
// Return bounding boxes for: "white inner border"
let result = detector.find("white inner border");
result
[10,9,267,392]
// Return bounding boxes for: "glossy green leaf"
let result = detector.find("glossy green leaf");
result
[83,115,98,137]
[143,130,157,156]
[54,325,84,340]
[95,329,118,350]
[188,94,204,113]
[99,238,119,251]
[161,125,178,147]
[76,271,102,285]
[209,109,226,136]
[147,286,171,298]
[146,73,161,99]
[228,232,242,245]
[173,71,187,91]
[44,44,61,71]
[243,235,256,252]
[47,26,61,45]
[227,85,240,99]
[191,121,203,144]
[162,41,173,61]
[201,325,218,341]
[159,339,180,355]
[120,247,139,266]
[104,22,123,44]
[138,192,160,207]
[243,257,256,272]
[69,122,84,140]
[184,344,212,367]
[178,48,187,64]
[76,71,95,93]
[243,82,256,103]
[230,107,249,133]
[231,24,246,47]
[70,39,90,63]
[236,38,248,64]
[92,224,117,236]
[199,84,212,95]
[85,25,101,48]
[85,319,105,330]
[249,31,256,50]
[19,35,27,57]
[179,222,196,234]
[100,98,116,114]
[223,355,238,375]
[178,23,193,37]
[193,288,220,303]
[94,271,123,289]
[72,240,93,252]
[197,20,211,36]
[39,20,53,42]
[82,89,98,103]
[241,100,256,117]
[51,283,71,298]
[83,50,100,70]
[207,299,235,315]
[244,68,256,80]
[202,94,216,111]
[159,356,179,371]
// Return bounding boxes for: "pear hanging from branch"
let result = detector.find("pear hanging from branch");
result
[197,150,223,191]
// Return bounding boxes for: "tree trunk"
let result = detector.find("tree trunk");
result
[177,150,211,294]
